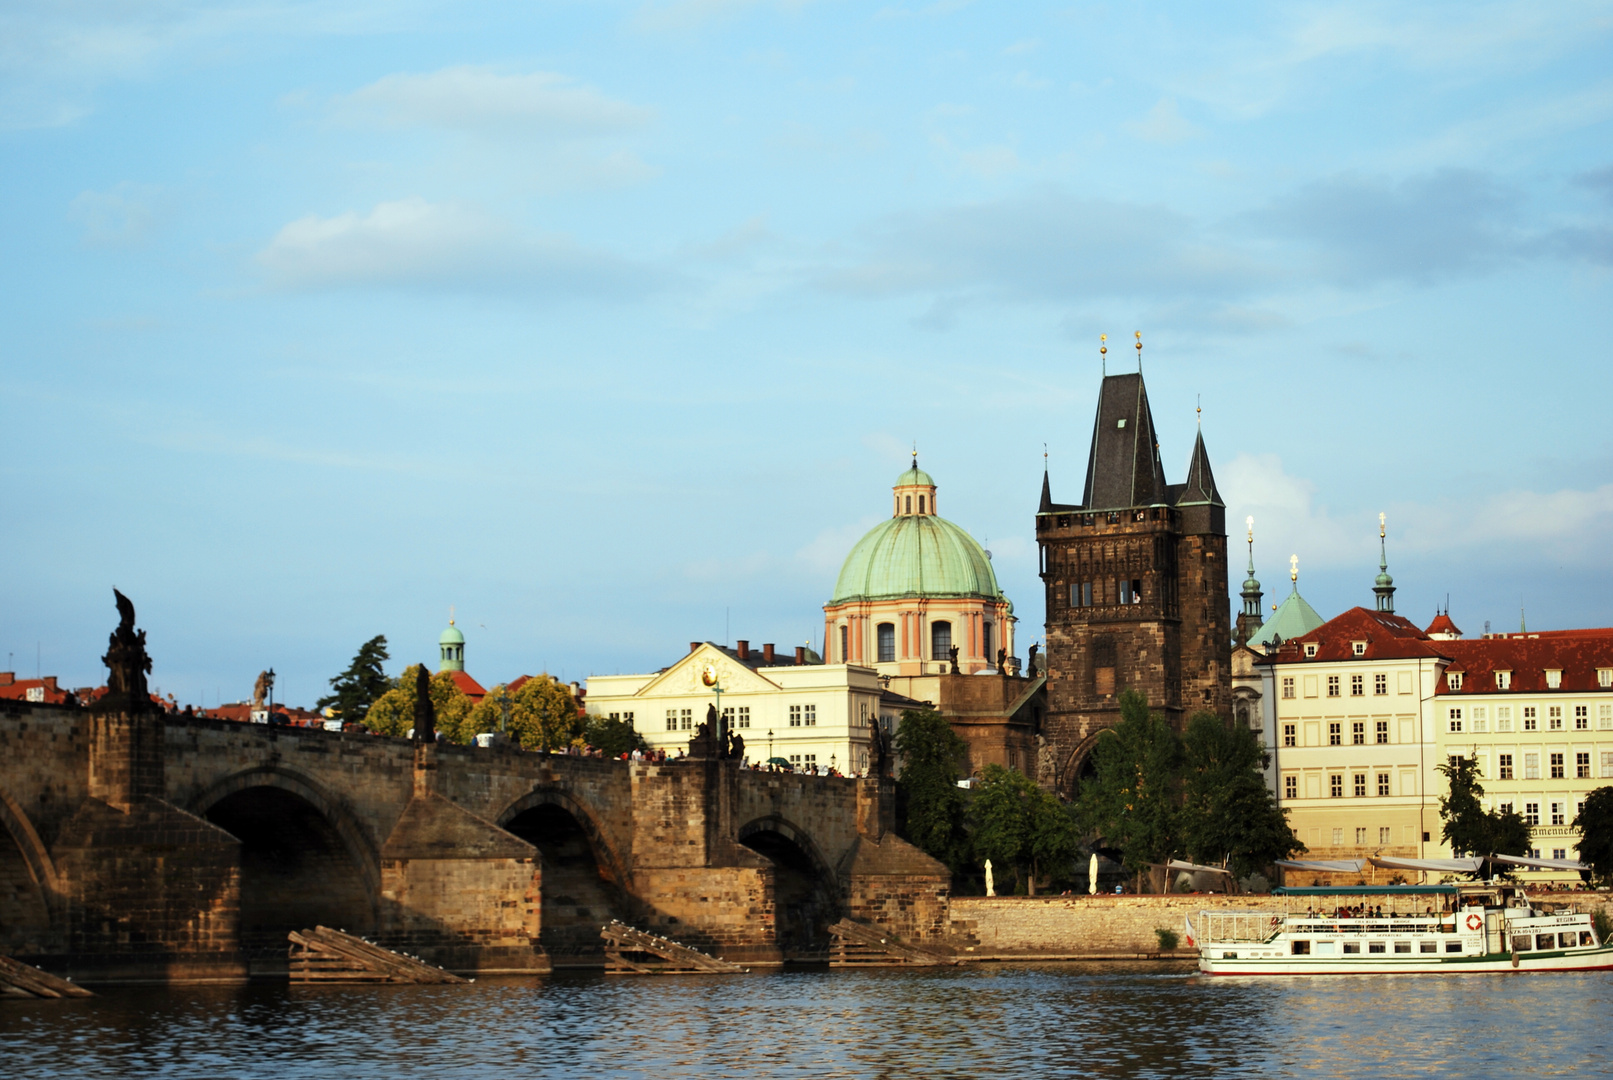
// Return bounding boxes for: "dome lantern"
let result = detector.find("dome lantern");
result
[439,615,466,672]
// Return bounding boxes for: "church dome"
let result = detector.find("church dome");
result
[831,465,1001,604]
[439,622,465,646]
[895,464,934,487]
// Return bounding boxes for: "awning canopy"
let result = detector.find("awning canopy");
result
[1488,853,1587,871]
[1367,856,1484,874]
[1275,859,1366,873]
[1164,859,1234,876]
[1274,885,1458,897]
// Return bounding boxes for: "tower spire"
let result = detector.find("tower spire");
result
[1100,334,1107,377]
[1039,444,1052,513]
[1234,515,1264,646]
[1373,512,1396,614]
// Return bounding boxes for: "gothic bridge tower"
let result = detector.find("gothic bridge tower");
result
[1035,346,1231,794]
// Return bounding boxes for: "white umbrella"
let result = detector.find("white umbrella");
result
[985,859,995,897]
[1089,852,1099,895]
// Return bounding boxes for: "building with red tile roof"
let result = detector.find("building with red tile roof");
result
[0,673,75,705]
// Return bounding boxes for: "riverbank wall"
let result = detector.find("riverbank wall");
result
[945,891,1613,960]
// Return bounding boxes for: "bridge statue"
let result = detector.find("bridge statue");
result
[948,645,959,675]
[100,589,154,713]
[413,665,436,742]
[251,671,270,711]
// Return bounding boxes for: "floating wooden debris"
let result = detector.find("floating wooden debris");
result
[0,955,93,998]
[288,926,467,984]
[828,919,955,968]
[600,920,745,975]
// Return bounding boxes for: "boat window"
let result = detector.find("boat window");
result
[1291,940,1310,955]
[1536,934,1556,951]
[1343,942,1361,954]
[1445,942,1462,953]
[1368,942,1386,954]
[1513,935,1533,953]
[1560,932,1577,949]
[1394,942,1412,953]
[1315,941,1336,954]
[1582,932,1595,947]
[1222,952,1238,959]
[1420,941,1438,953]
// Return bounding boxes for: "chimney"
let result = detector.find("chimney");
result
[0,672,12,686]
[794,646,806,665]
[736,640,749,660]
[762,643,775,664]
[43,676,58,691]
[690,641,701,654]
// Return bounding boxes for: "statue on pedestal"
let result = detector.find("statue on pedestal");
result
[100,589,154,713]
[413,665,436,742]
[948,645,960,674]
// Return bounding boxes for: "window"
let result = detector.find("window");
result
[1448,707,1463,733]
[1282,677,1296,699]
[905,496,912,514]
[1375,720,1389,745]
[1304,643,1318,658]
[1499,802,1513,815]
[1284,775,1298,799]
[1600,669,1613,689]
[722,706,733,731]
[1374,673,1387,696]
[930,621,952,659]
[1525,802,1540,826]
[804,754,817,770]
[1546,669,1562,689]
[1600,705,1613,730]
[1331,827,1343,845]
[1353,773,1367,797]
[983,622,992,663]
[737,706,750,729]
[839,625,848,662]
[1524,753,1540,780]
[789,705,802,728]
[1550,752,1564,779]
[1499,753,1514,780]
[1355,827,1367,844]
[1498,706,1513,732]
[1283,723,1296,748]
[1330,774,1343,798]
[1575,705,1589,730]
[1328,722,1341,746]
[1447,672,1463,690]
[1327,675,1340,698]
[1524,706,1537,731]
[1495,670,1511,690]
[1352,721,1365,745]
[918,496,925,513]
[666,709,679,731]
[1602,751,1613,779]
[1377,772,1391,796]
[1576,752,1590,779]
[1471,706,1487,733]
[1351,674,1365,696]
[877,623,896,663]
[803,704,817,727]
[1551,802,1565,826]
[1117,578,1141,604]
[1072,582,1094,607]
[1549,706,1563,731]
[1379,826,1392,844]
[1352,641,1367,657]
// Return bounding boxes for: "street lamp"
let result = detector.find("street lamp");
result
[767,729,774,767]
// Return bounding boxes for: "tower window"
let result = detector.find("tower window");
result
[983,622,993,662]
[930,621,952,660]
[919,495,925,513]
[876,623,895,663]
[840,625,849,663]
[905,496,912,514]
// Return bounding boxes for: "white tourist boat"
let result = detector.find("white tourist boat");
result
[1192,883,1613,976]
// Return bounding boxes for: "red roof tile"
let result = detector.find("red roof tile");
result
[446,670,486,701]
[1425,613,1462,637]
[1267,606,1445,663]
[1436,631,1613,696]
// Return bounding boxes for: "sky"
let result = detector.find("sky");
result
[3,1,1612,709]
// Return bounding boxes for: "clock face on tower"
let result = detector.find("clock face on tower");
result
[700,662,719,687]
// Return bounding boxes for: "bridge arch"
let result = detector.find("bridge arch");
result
[0,787,60,952]
[497,787,630,966]
[737,814,840,960]
[188,766,380,953]
[1059,730,1107,799]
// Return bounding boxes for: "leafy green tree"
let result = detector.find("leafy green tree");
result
[465,675,582,751]
[973,764,1081,894]
[1437,755,1532,859]
[1077,690,1183,881]
[894,709,970,871]
[1180,711,1304,879]
[365,665,475,741]
[1572,787,1613,884]
[316,635,391,726]
[582,711,651,757]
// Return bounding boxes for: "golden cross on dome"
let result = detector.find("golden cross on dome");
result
[1379,511,1386,539]
[1246,515,1254,544]
[1290,554,1299,583]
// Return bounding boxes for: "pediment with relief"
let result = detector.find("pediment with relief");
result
[635,645,782,698]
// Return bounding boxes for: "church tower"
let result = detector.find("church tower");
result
[1035,344,1231,793]
[1234,516,1264,647]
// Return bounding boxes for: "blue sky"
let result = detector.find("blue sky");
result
[4,1,1612,707]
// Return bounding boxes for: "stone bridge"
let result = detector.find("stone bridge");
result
[0,702,947,981]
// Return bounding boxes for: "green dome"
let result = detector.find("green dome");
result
[895,465,934,487]
[1375,570,1394,587]
[830,514,1002,604]
[439,623,465,646]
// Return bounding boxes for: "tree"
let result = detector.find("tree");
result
[1077,690,1183,882]
[316,635,390,726]
[465,675,582,751]
[1179,711,1304,879]
[582,711,651,757]
[1437,755,1532,859]
[1573,786,1613,884]
[894,709,970,871]
[365,665,475,741]
[973,764,1081,894]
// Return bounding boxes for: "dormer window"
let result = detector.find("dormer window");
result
[1495,670,1511,690]
[1351,641,1367,657]
[1545,669,1562,689]
[1599,669,1612,689]
[1447,671,1463,691]
[1302,642,1318,658]
[1117,418,1127,429]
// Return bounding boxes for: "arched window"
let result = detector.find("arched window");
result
[876,623,896,663]
[905,495,912,514]
[931,621,952,659]
[919,495,926,513]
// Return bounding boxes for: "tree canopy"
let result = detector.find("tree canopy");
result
[582,711,651,757]
[1572,786,1613,884]
[1078,690,1185,877]
[316,635,391,726]
[365,664,474,741]
[465,676,581,751]
[1179,711,1305,879]
[1437,755,1532,859]
[972,763,1081,893]
[894,709,970,871]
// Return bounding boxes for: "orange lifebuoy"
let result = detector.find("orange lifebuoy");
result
[1465,913,1483,931]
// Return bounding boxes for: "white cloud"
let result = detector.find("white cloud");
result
[1399,484,1613,564]
[1220,453,1362,575]
[1125,98,1204,144]
[334,66,652,136]
[69,183,165,247]
[255,197,663,297]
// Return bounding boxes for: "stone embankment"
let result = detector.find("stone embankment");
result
[946,891,1613,961]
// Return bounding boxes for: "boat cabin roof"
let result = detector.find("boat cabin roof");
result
[1273,885,1457,897]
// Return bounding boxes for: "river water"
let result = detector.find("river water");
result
[4,963,1611,1079]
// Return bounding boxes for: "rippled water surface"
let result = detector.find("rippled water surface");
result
[5,963,1612,1079]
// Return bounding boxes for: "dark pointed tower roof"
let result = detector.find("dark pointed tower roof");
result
[1082,373,1167,509]
[1039,467,1053,513]
[1177,428,1223,507]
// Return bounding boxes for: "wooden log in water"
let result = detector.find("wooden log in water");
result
[288,927,468,984]
[827,919,955,968]
[600,920,745,975]
[0,955,93,998]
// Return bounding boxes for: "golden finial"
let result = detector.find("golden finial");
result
[1290,554,1299,583]
[1135,331,1143,372]
[449,604,455,627]
[1246,515,1254,543]
[1379,511,1386,539]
